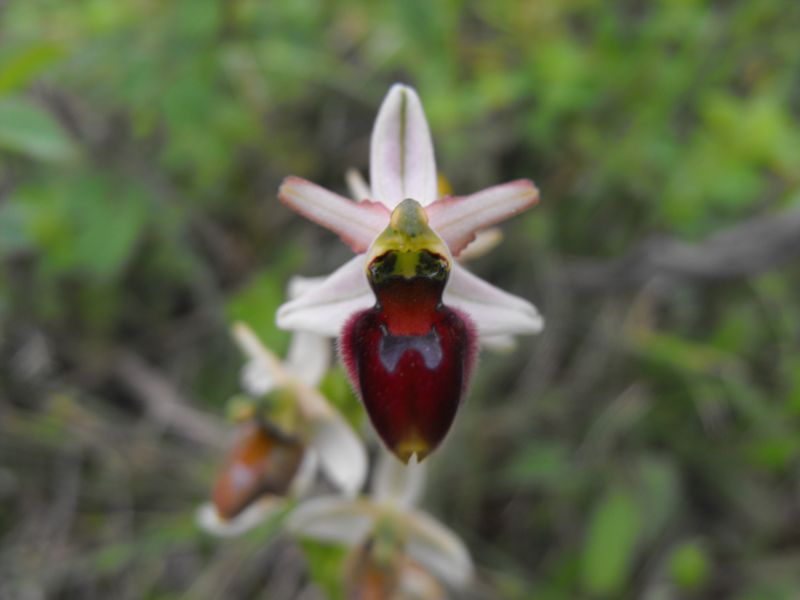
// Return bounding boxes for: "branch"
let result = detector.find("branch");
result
[560,205,800,290]
[111,352,230,450]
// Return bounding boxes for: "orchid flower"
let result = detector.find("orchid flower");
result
[288,451,472,598]
[277,84,543,462]
[197,317,367,536]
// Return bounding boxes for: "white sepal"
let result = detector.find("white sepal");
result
[480,334,518,352]
[402,510,474,588]
[285,331,331,388]
[233,322,291,391]
[196,497,284,537]
[287,275,328,299]
[309,412,368,497]
[276,255,373,337]
[240,359,277,396]
[372,452,426,510]
[370,84,438,209]
[287,496,375,546]
[289,449,320,498]
[444,262,544,336]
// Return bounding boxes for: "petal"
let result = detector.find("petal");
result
[426,180,539,256]
[276,255,374,337]
[240,358,277,396]
[402,510,474,588]
[288,448,319,497]
[287,496,376,546]
[457,228,503,263]
[372,452,426,509]
[196,497,284,537]
[287,275,328,299]
[232,323,291,388]
[480,334,518,352]
[345,168,372,202]
[370,84,438,209]
[444,263,544,337]
[279,176,388,253]
[284,278,334,383]
[285,331,331,388]
[292,384,336,421]
[309,411,368,496]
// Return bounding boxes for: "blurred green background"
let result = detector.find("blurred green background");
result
[2,0,800,598]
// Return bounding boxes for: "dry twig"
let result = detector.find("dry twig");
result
[561,205,800,289]
[111,352,229,450]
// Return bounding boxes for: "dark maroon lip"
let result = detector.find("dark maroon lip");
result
[340,271,477,462]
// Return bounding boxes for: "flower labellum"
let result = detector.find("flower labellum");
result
[341,200,476,463]
[211,421,304,521]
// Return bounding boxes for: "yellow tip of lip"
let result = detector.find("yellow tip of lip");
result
[394,436,431,464]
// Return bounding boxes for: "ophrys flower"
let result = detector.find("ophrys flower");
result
[197,316,367,535]
[288,451,472,597]
[277,84,543,462]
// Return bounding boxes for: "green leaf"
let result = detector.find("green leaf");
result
[0,97,76,161]
[581,486,642,596]
[299,540,347,600]
[17,175,148,280]
[636,456,680,544]
[0,200,32,253]
[745,436,798,473]
[501,440,579,492]
[0,43,65,93]
[669,540,710,591]
[70,182,149,279]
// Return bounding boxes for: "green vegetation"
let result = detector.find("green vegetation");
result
[2,0,800,598]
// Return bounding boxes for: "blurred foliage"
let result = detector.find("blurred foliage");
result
[2,0,800,598]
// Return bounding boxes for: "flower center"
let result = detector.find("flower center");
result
[365,198,451,277]
[365,198,452,336]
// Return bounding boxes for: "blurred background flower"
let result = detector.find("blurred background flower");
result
[288,451,472,599]
[196,320,366,536]
[2,1,800,598]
